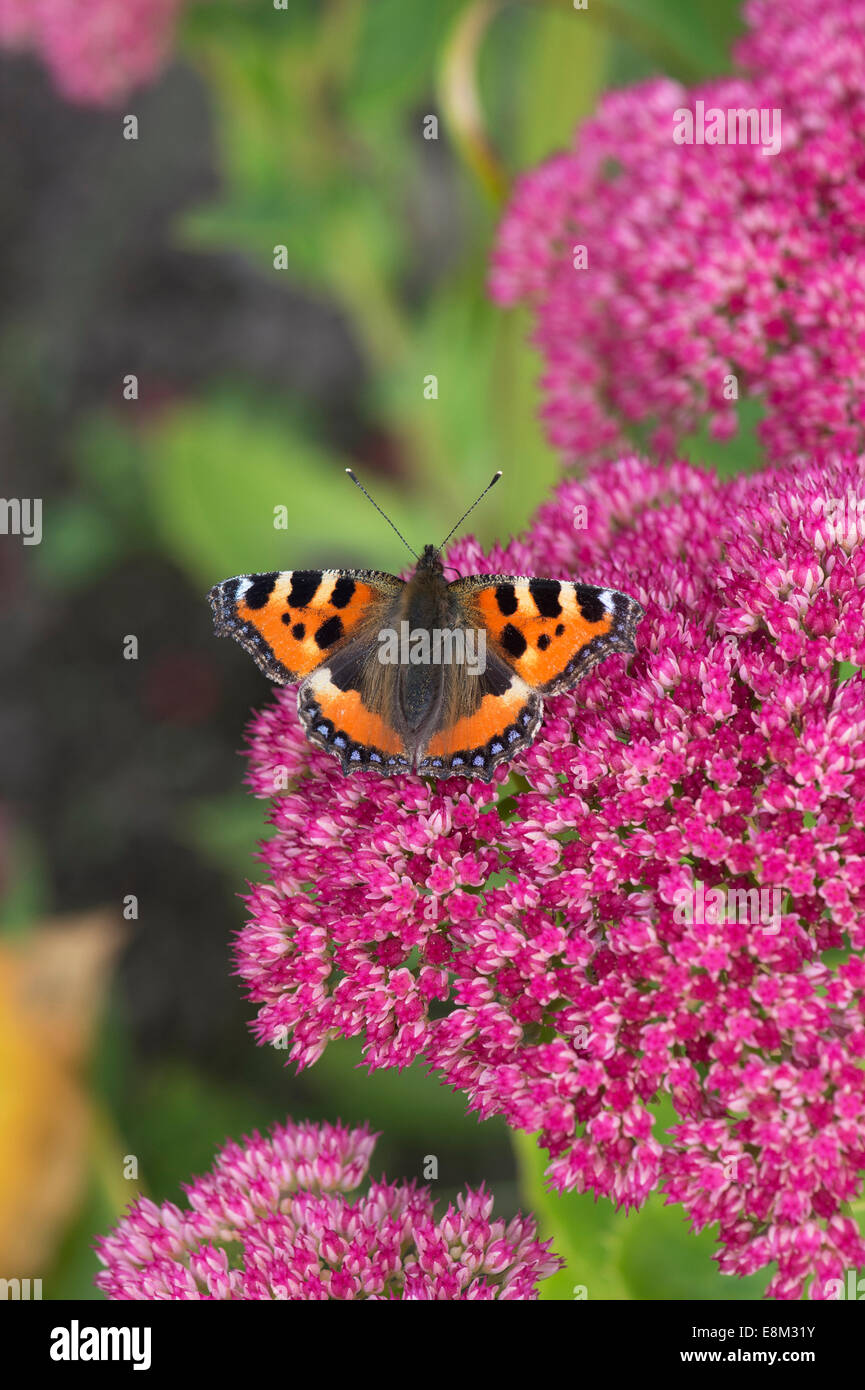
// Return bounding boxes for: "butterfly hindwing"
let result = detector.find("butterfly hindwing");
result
[416,649,542,781]
[451,575,643,695]
[208,569,403,685]
[296,632,412,776]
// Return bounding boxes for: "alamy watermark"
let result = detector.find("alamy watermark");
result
[673,881,782,934]
[673,101,782,157]
[0,497,41,545]
[825,1270,865,1300]
[50,1322,151,1371]
[811,492,865,531]
[0,1277,42,1299]
[377,622,486,676]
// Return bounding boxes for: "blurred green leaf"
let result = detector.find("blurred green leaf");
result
[31,499,121,589]
[350,0,465,131]
[618,1192,771,1301]
[0,829,50,937]
[48,1173,114,1301]
[310,1037,505,1146]
[136,395,421,583]
[600,0,745,82]
[375,277,558,542]
[32,415,154,588]
[513,1129,631,1300]
[513,2,612,168]
[491,305,559,526]
[515,1126,772,1300]
[675,397,768,478]
[180,2,441,370]
[184,794,273,887]
[119,1063,281,1202]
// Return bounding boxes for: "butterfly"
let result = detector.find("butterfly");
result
[208,470,643,782]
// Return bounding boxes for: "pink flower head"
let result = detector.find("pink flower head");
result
[94,1118,561,1299]
[490,0,865,465]
[0,0,186,105]
[239,451,865,1299]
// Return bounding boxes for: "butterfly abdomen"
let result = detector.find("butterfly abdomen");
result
[395,565,453,732]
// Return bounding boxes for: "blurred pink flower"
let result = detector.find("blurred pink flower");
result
[490,0,865,465]
[0,0,186,105]
[0,0,31,46]
[239,451,865,1299]
[95,1118,560,1299]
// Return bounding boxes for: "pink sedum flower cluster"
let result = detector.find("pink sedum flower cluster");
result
[0,0,185,105]
[95,1118,559,1299]
[490,0,865,465]
[240,451,865,1300]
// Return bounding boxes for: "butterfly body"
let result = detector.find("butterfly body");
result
[393,546,458,733]
[209,541,643,783]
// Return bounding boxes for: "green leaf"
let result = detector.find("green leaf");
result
[513,1129,631,1300]
[308,1037,504,1147]
[376,277,558,543]
[490,305,560,527]
[31,499,121,589]
[618,1191,771,1301]
[48,1172,115,1301]
[0,829,50,937]
[515,1126,772,1300]
[117,1063,282,1203]
[600,0,745,82]
[513,3,612,169]
[136,395,420,584]
[675,397,768,478]
[184,794,274,887]
[350,0,465,132]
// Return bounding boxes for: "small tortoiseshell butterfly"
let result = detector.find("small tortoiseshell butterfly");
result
[208,471,643,782]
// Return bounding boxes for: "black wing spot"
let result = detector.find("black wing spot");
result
[315,615,344,649]
[288,571,322,609]
[537,634,551,651]
[529,579,562,618]
[500,623,527,658]
[244,573,278,609]
[330,576,356,609]
[575,586,605,623]
[494,582,518,616]
[291,622,305,639]
[555,623,565,636]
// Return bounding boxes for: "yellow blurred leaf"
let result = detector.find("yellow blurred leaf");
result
[0,911,121,1275]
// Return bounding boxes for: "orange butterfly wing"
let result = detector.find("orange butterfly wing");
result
[208,569,402,684]
[451,576,643,694]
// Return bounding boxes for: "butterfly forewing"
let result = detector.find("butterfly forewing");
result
[451,575,643,696]
[208,568,403,684]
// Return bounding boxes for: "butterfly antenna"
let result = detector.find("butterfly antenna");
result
[437,471,502,553]
[345,469,419,560]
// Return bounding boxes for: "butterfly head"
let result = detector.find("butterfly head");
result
[417,544,445,574]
